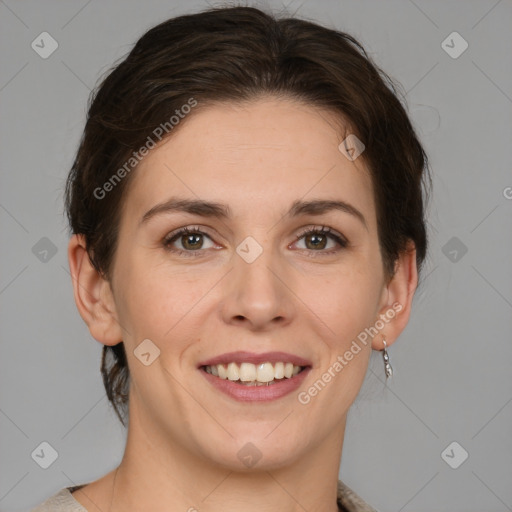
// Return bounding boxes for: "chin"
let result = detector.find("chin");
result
[197,428,307,471]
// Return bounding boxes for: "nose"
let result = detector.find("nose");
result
[220,242,295,331]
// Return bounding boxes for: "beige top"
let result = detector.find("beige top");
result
[30,480,378,511]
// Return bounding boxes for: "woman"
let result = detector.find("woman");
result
[32,5,431,511]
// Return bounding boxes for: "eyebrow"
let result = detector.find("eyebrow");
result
[139,197,368,230]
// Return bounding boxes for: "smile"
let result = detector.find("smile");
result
[202,361,305,385]
[198,351,312,401]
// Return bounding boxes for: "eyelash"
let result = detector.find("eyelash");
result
[162,225,348,258]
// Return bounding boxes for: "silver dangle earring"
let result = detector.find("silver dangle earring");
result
[382,336,393,378]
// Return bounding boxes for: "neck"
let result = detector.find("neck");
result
[108,400,346,512]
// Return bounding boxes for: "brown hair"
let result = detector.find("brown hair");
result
[65,6,432,427]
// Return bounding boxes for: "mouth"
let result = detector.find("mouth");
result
[197,351,312,401]
[200,361,307,386]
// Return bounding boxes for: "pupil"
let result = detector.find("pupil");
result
[307,234,326,250]
[184,234,202,250]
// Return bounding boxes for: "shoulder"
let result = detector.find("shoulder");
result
[337,479,379,512]
[31,480,375,512]
[30,485,88,512]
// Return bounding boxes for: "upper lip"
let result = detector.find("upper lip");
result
[198,351,312,368]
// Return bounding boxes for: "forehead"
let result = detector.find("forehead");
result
[123,97,376,227]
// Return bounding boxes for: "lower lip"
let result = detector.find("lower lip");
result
[200,367,311,402]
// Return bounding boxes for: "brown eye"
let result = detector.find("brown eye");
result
[304,232,328,250]
[163,226,215,255]
[180,232,204,250]
[293,227,348,254]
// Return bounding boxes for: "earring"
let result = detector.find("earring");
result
[382,336,393,379]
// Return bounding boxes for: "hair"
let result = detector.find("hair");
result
[64,5,432,427]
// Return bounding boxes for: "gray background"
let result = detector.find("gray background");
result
[1,0,511,511]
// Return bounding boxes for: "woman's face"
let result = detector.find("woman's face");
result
[105,97,395,469]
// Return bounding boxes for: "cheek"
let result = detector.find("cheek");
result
[116,257,214,344]
[306,267,378,406]
[299,260,382,340]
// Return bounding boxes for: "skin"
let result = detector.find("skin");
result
[68,97,417,512]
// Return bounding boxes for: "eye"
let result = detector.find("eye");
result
[292,226,348,255]
[162,226,216,256]
[162,225,348,258]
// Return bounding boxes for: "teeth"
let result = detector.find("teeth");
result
[217,364,227,379]
[204,361,304,383]
[274,362,284,379]
[239,362,257,382]
[227,362,239,381]
[256,362,274,383]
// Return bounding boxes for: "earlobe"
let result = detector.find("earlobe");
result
[372,241,418,350]
[67,234,123,346]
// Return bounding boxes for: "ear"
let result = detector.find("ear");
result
[67,234,123,345]
[372,241,418,350]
